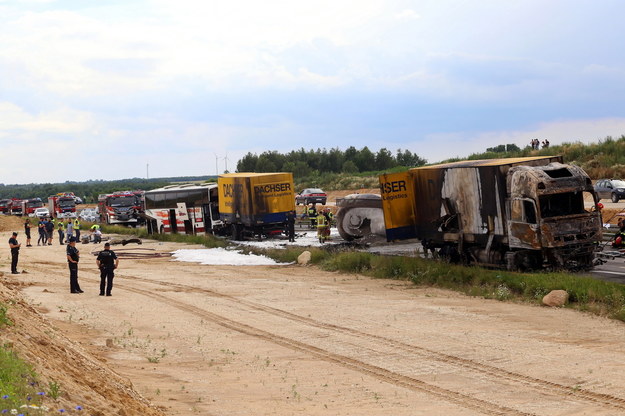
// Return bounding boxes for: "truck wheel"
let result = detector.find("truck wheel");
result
[612,193,620,203]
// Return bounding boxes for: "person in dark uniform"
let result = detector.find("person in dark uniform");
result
[8,232,20,274]
[45,218,54,245]
[37,219,47,246]
[66,237,82,293]
[24,219,32,247]
[286,209,296,242]
[96,242,118,296]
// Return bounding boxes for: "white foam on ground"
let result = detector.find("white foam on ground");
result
[234,229,334,249]
[172,247,288,266]
[171,230,335,265]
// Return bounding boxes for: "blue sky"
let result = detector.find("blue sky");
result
[1,0,625,183]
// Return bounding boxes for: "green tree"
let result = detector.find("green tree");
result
[396,149,426,167]
[342,160,358,173]
[375,148,394,170]
[236,153,258,172]
[354,146,375,172]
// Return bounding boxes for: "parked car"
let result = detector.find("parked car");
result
[79,208,98,222]
[295,188,327,205]
[32,207,50,218]
[594,179,625,202]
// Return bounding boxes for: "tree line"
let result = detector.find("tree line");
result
[0,176,216,203]
[236,147,427,177]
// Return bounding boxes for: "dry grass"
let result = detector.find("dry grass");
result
[0,215,28,233]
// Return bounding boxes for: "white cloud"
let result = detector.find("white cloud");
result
[0,102,94,134]
[395,9,421,20]
[420,118,625,163]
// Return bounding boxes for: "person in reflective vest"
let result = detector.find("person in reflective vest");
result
[316,212,328,243]
[73,218,81,242]
[307,205,317,228]
[57,220,65,246]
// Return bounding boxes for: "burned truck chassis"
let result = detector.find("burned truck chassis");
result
[422,188,601,271]
[426,238,599,271]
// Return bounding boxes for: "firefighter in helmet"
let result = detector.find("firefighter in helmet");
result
[316,210,328,243]
[307,204,317,229]
[613,218,625,248]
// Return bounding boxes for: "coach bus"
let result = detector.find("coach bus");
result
[143,183,222,235]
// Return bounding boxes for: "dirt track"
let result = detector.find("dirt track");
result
[0,227,624,415]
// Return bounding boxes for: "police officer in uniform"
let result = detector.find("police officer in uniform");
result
[8,232,20,274]
[66,237,83,293]
[96,242,118,296]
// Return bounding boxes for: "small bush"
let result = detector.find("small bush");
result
[322,252,374,273]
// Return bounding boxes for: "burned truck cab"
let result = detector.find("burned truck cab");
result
[506,163,602,269]
[380,156,602,271]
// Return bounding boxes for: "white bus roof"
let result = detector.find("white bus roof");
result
[145,183,218,193]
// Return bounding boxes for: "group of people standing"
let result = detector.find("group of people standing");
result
[530,138,550,150]
[9,219,118,296]
[26,217,82,246]
[284,205,334,243]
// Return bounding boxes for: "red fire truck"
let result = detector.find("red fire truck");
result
[0,199,10,214]
[9,198,23,216]
[48,194,77,218]
[21,198,44,217]
[98,191,144,225]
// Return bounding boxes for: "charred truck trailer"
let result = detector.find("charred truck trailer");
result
[143,173,294,240]
[380,156,602,270]
[218,172,295,240]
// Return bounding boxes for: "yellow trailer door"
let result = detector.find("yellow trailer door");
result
[379,171,417,241]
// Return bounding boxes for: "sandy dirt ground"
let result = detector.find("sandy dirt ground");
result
[0,214,625,416]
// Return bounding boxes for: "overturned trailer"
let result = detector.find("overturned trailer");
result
[380,156,603,270]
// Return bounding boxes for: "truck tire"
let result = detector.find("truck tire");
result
[335,194,384,241]
[612,193,620,203]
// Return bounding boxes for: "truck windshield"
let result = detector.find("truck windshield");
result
[108,196,136,207]
[58,199,75,208]
[539,192,586,218]
[29,200,43,208]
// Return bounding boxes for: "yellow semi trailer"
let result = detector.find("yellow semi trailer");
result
[218,172,295,240]
[379,156,603,270]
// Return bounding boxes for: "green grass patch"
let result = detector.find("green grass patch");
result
[254,247,625,321]
[0,343,66,414]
